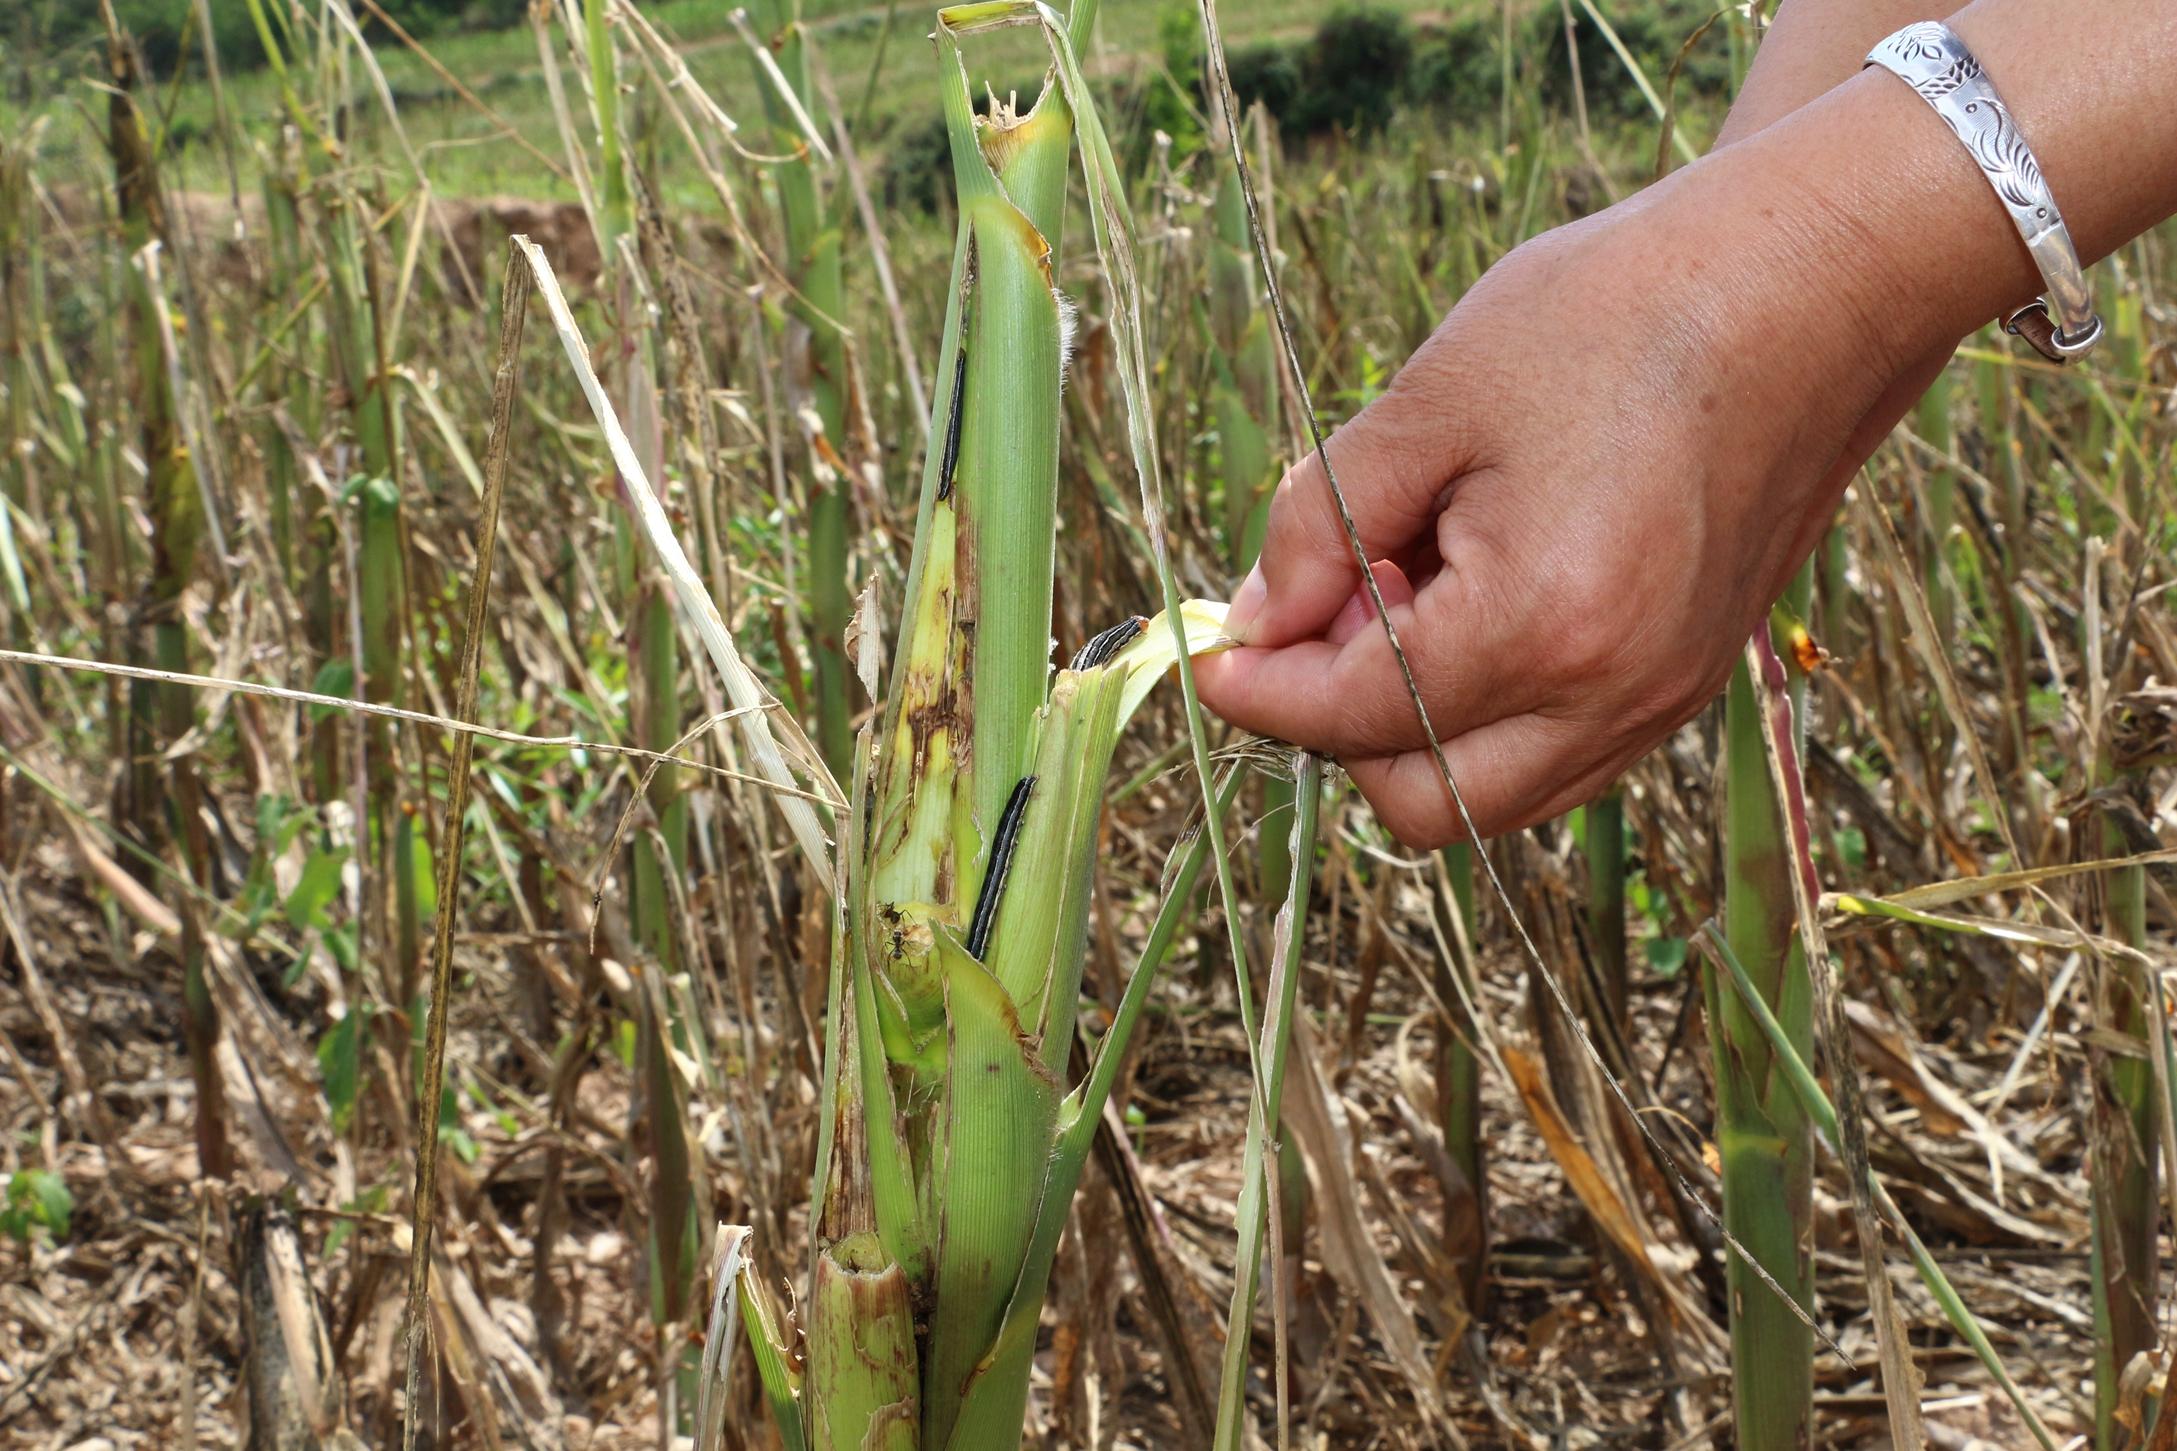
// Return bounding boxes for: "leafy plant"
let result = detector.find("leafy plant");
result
[1,1169,73,1244]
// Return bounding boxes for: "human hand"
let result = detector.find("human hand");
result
[1195,95,1974,847]
[1196,232,1856,844]
[1195,0,2177,849]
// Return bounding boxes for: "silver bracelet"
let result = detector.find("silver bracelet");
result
[1865,21,2102,362]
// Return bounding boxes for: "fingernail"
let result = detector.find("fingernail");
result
[1225,565,1267,641]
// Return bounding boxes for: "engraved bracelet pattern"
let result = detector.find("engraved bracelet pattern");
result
[1865,21,2102,361]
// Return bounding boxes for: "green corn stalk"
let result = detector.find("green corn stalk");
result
[298,6,405,966]
[748,0,854,779]
[259,162,308,591]
[2092,809,2156,1450]
[1818,518,1851,670]
[1204,133,1292,909]
[1703,574,1816,1451]
[757,6,1246,1445]
[2108,274,2149,527]
[1585,787,1628,1029]
[1212,756,1323,1450]
[580,0,686,983]
[1208,148,1276,575]
[573,0,702,1389]
[0,137,36,629]
[1914,365,1957,641]
[253,131,343,803]
[1973,354,2036,798]
[352,472,414,996]
[2081,298,2157,1448]
[1432,843,1486,1312]
[104,18,228,1180]
[316,173,418,1011]
[321,199,400,484]
[1703,923,2061,1451]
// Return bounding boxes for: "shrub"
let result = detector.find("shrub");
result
[1403,14,1502,126]
[1226,41,1303,127]
[1142,2,1205,158]
[880,113,955,217]
[1234,0,1733,141]
[1303,6,1411,136]
[1227,6,1412,140]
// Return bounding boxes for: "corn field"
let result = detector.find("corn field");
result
[0,1,2172,1447]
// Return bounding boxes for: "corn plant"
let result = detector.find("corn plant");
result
[2058,282,2163,1450]
[2091,842,2155,1451]
[242,0,430,1164]
[2092,647,2156,1451]
[1914,368,1957,642]
[248,0,416,1012]
[718,5,1256,1445]
[747,0,856,779]
[1584,787,1627,1028]
[1703,581,1816,1451]
[1432,843,1486,1312]
[548,2,711,1415]
[103,17,229,1181]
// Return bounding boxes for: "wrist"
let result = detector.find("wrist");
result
[1701,64,2043,388]
[1621,73,1985,420]
[1714,0,2177,382]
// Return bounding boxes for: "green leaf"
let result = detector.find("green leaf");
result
[1644,934,1688,978]
[308,659,355,721]
[1836,825,1867,873]
[285,848,346,931]
[406,821,438,921]
[255,793,295,851]
[280,936,316,990]
[317,1007,365,1133]
[8,1169,73,1241]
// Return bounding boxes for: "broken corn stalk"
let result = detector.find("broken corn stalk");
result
[738,6,1243,1446]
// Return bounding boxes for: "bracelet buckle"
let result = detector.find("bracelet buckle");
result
[2004,302,2105,363]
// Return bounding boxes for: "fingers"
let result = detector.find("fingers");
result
[1324,560,1416,646]
[1344,716,1628,850]
[1196,556,1533,759]
[1225,348,1476,648]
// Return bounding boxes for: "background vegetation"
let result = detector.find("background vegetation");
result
[0,0,2170,1447]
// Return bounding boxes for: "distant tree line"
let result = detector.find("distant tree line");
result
[1221,4,1733,142]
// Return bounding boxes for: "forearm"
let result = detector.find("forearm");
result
[1719,0,1934,144]
[1689,0,2177,383]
